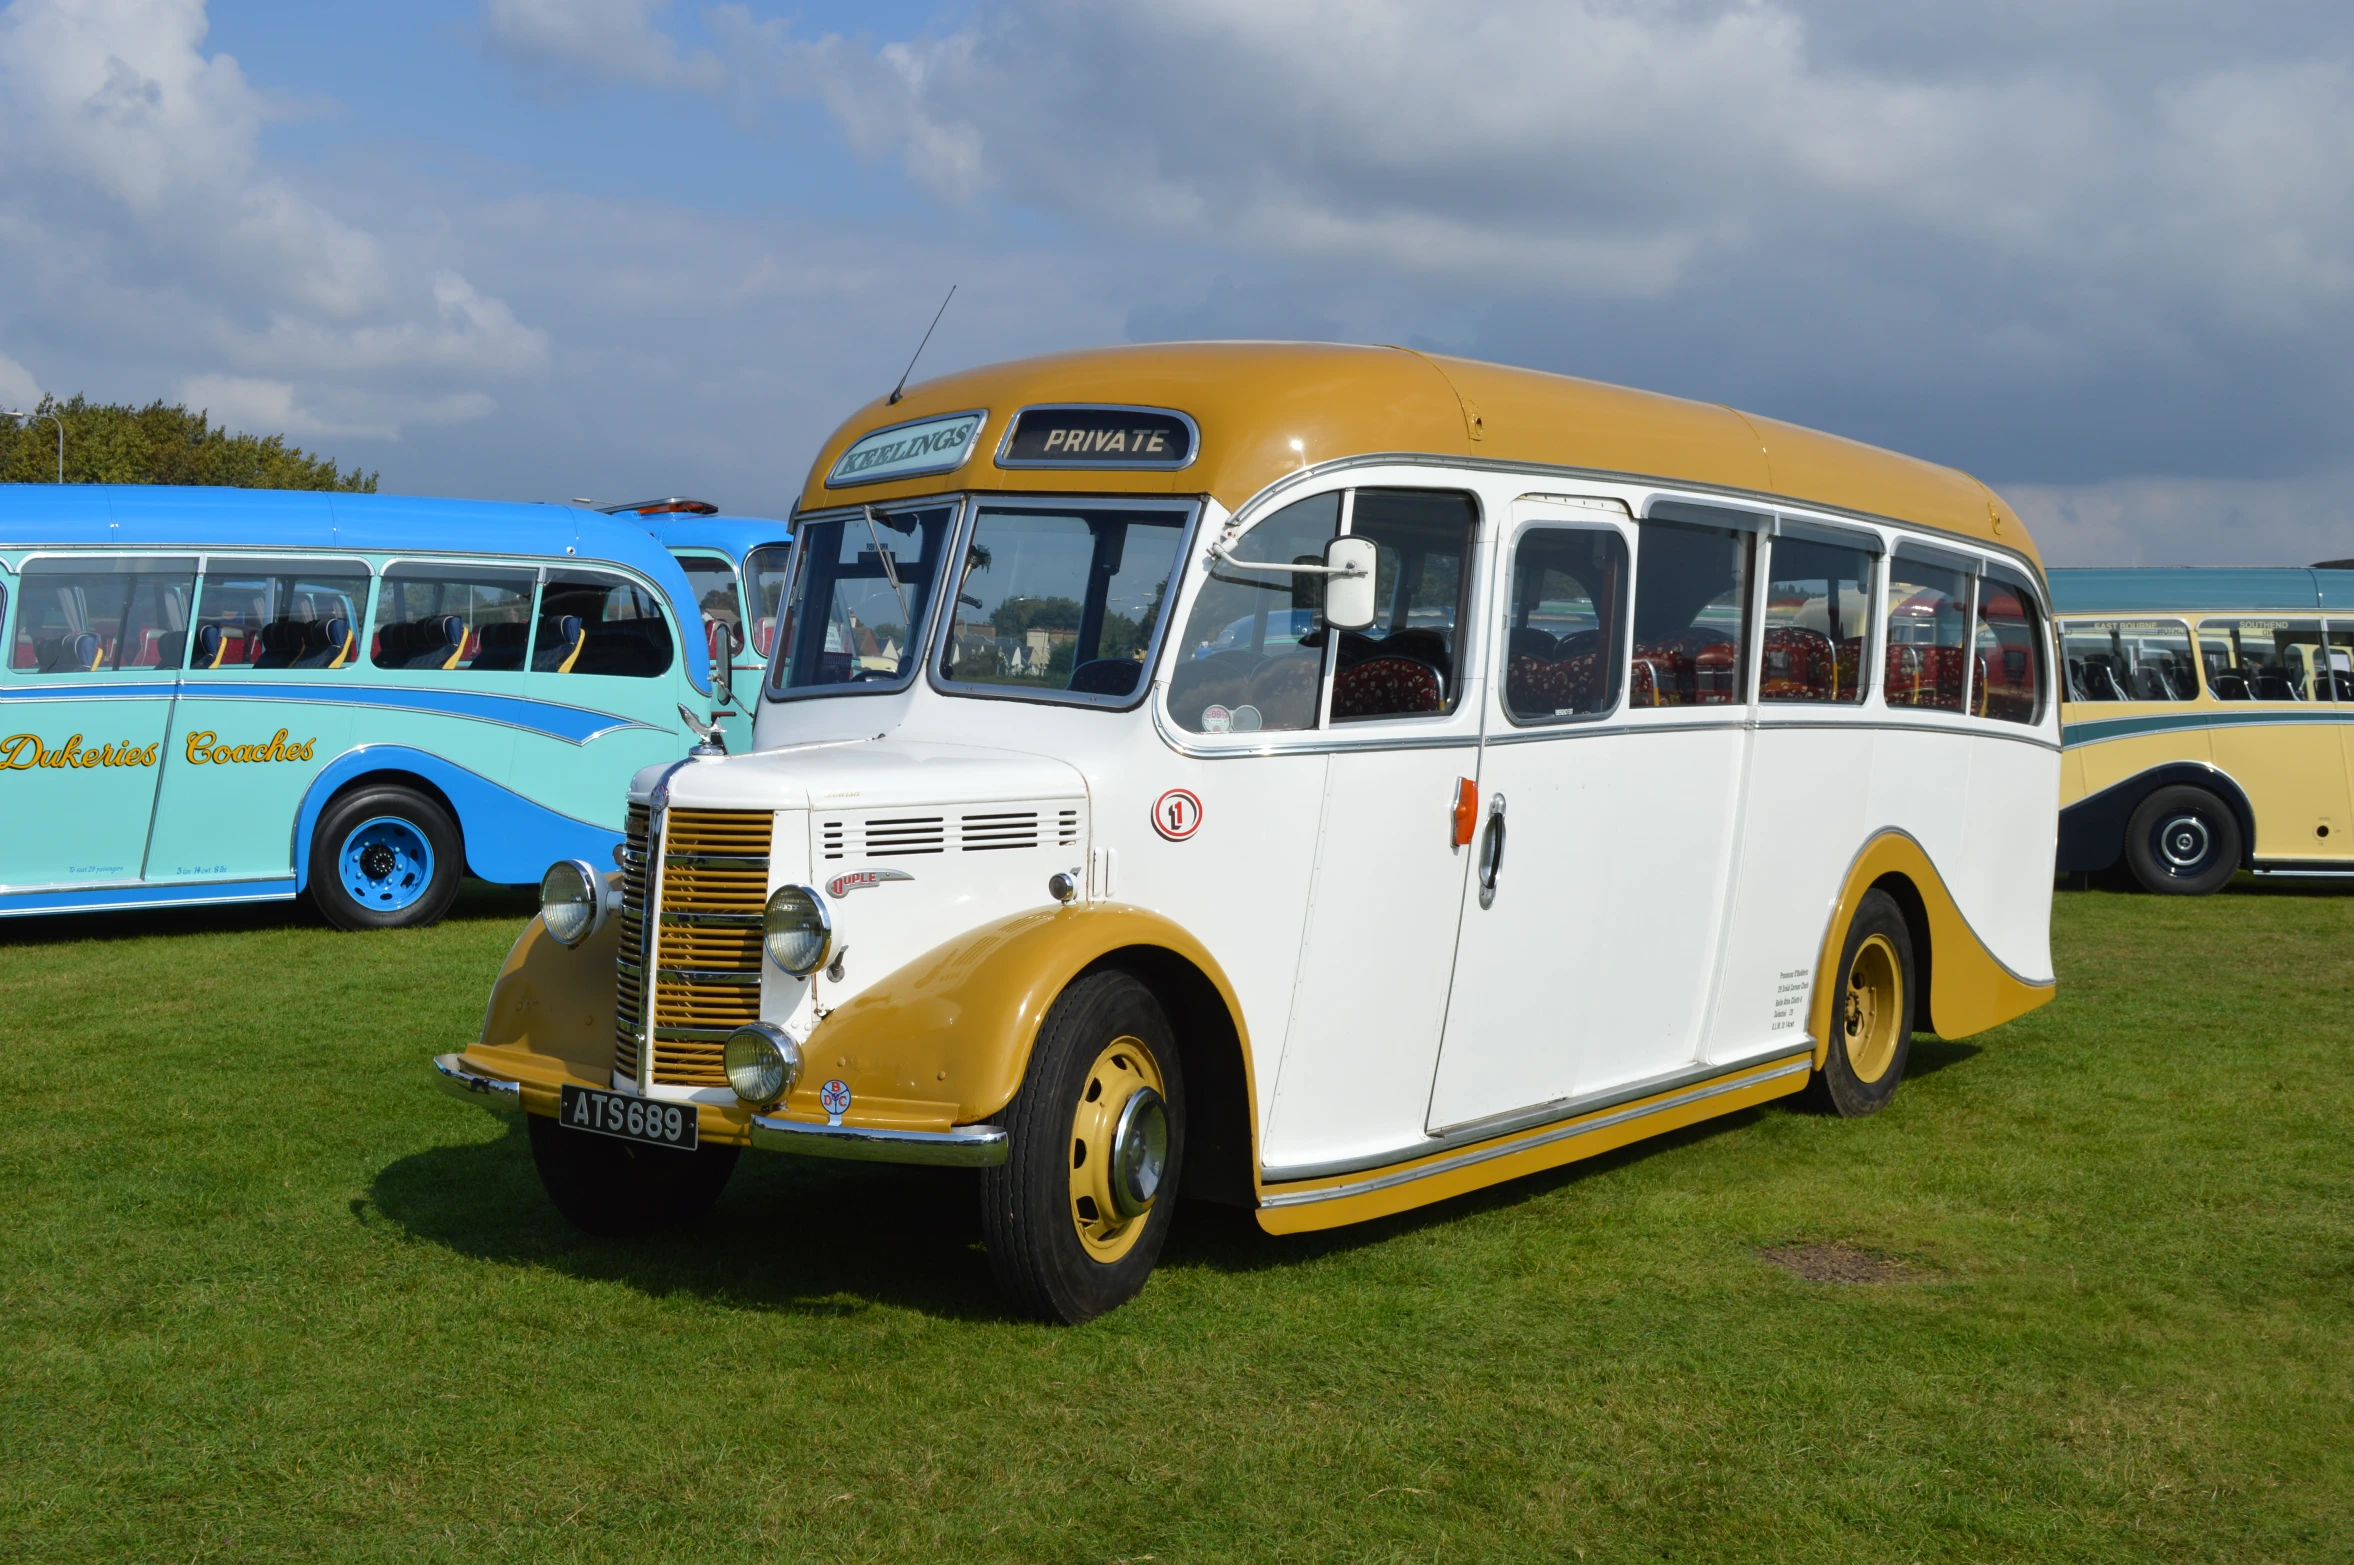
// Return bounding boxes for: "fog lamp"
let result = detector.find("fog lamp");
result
[724,1023,802,1105]
[763,884,832,975]
[539,859,605,947]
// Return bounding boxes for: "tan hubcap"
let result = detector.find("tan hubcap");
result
[1068,1036,1166,1262]
[1843,932,1903,1084]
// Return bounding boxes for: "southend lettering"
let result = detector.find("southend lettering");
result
[183,728,318,765]
[0,733,162,770]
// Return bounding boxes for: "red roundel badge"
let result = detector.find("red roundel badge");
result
[1152,788,1203,841]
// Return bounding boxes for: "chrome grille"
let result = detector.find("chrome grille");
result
[613,802,650,1082]
[647,808,771,1088]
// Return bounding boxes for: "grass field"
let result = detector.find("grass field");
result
[3,880,2350,1562]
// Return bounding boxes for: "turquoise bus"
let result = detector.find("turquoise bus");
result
[596,498,794,754]
[0,486,775,928]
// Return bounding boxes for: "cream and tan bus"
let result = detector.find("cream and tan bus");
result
[434,344,2059,1322]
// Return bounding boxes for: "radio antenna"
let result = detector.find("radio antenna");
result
[888,285,956,405]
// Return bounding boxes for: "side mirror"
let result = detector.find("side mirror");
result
[1322,536,1378,631]
[704,617,733,706]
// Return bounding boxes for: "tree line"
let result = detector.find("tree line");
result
[0,395,377,491]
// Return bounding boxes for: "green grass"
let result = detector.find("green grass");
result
[3,880,2350,1562]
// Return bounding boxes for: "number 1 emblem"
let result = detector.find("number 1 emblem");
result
[1152,788,1203,841]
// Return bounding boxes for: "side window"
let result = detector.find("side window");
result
[1332,490,1479,721]
[1502,526,1627,724]
[938,502,1187,703]
[2198,619,2327,702]
[1167,492,1340,733]
[370,564,534,673]
[1631,519,1750,707]
[1884,556,1972,712]
[1973,568,2046,723]
[536,571,675,677]
[744,544,792,658]
[675,554,743,654]
[2060,618,2195,702]
[2326,626,2354,701]
[190,558,370,671]
[1760,534,1875,705]
[11,556,196,673]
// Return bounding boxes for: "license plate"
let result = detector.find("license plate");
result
[559,1083,698,1150]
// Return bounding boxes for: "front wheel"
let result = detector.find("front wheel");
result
[2123,785,2241,896]
[526,1112,740,1237]
[308,783,463,930]
[980,971,1186,1324]
[1810,888,1916,1118]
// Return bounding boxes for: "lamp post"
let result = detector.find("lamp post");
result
[1,408,64,482]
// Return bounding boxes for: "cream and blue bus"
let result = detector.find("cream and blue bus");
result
[2052,566,2354,893]
[0,486,770,928]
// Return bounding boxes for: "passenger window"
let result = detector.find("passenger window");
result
[11,556,196,673]
[1631,519,1750,707]
[939,502,1188,702]
[2198,618,2327,702]
[676,555,743,655]
[1760,535,1874,705]
[1502,526,1627,724]
[1167,492,1340,733]
[744,544,792,658]
[190,558,370,671]
[370,564,534,673]
[1973,568,2046,723]
[1884,557,1972,712]
[2060,618,2195,702]
[2326,626,2354,701]
[1332,490,1479,722]
[773,505,958,693]
[535,571,675,677]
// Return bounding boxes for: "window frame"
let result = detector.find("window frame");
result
[762,496,970,705]
[927,493,1205,713]
[1756,519,1885,710]
[183,553,376,675]
[533,563,682,680]
[8,551,200,677]
[1495,513,1631,730]
[1623,502,1763,719]
[669,547,748,656]
[2055,615,2200,705]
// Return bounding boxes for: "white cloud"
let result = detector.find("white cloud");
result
[0,348,39,409]
[2009,472,2354,569]
[485,0,725,91]
[178,374,398,442]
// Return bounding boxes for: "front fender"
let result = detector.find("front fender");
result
[779,903,1249,1130]
[474,910,624,1078]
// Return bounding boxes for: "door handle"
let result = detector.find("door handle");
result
[1477,794,1507,909]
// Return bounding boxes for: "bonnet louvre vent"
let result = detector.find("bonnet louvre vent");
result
[960,811,1039,851]
[862,815,948,856]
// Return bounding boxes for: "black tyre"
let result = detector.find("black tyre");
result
[526,1112,740,1237]
[308,783,463,930]
[2123,785,2241,896]
[1810,888,1916,1118]
[980,970,1186,1324]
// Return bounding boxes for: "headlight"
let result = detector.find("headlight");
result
[724,1023,803,1105]
[763,884,832,975]
[539,859,605,947]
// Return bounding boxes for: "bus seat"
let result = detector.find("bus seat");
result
[753,617,777,657]
[470,621,529,671]
[2253,672,2300,701]
[1507,652,1599,714]
[252,620,310,669]
[1508,627,1559,662]
[1332,654,1443,719]
[153,631,186,670]
[2211,671,2250,700]
[2131,665,2171,701]
[289,617,354,670]
[1381,628,1452,688]
[1761,626,1836,700]
[432,615,467,670]
[534,615,587,673]
[1068,658,1141,697]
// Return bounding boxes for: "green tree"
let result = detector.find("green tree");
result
[0,394,377,490]
[990,594,1084,639]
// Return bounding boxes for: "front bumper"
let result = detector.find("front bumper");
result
[432,1053,1007,1167]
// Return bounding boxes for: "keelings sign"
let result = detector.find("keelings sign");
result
[826,411,987,488]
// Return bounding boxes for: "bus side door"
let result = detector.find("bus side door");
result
[0,554,193,890]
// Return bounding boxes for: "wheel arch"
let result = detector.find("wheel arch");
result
[291,743,623,889]
[1084,943,1258,1208]
[2057,761,2256,874]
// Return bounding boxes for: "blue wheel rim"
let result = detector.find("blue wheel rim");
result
[339,815,434,912]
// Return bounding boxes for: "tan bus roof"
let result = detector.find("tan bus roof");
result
[798,342,2036,567]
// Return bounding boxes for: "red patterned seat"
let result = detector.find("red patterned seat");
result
[1887,643,1968,709]
[1760,626,1836,701]
[1507,652,1602,715]
[1332,655,1443,719]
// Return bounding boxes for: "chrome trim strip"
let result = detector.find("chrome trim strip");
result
[663,852,769,871]
[1151,696,1483,759]
[432,1052,522,1113]
[1259,1056,1813,1208]
[654,1024,736,1043]
[659,909,763,928]
[653,966,762,987]
[748,1113,1009,1167]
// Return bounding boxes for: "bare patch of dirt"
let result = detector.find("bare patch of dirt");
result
[1758,1242,1921,1284]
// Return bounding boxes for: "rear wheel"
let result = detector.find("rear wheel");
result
[2123,785,2240,895]
[980,971,1185,1324]
[308,784,462,930]
[1812,888,1915,1118]
[526,1112,740,1237]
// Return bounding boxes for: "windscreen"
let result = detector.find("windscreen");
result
[769,505,957,694]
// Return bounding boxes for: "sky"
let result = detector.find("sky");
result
[2,0,2352,565]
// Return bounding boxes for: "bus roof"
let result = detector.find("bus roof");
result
[798,342,2035,567]
[0,484,713,689]
[2048,566,2354,615]
[640,514,795,562]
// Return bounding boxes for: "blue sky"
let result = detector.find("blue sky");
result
[3,0,2352,565]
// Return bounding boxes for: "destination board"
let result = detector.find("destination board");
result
[997,406,1196,470]
[826,410,987,488]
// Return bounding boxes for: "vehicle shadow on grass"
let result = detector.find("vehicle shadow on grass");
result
[0,879,535,948]
[367,1120,1012,1323]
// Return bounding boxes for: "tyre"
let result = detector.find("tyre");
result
[526,1112,740,1237]
[308,783,463,930]
[980,970,1186,1324]
[2122,785,2241,896]
[1811,888,1916,1118]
